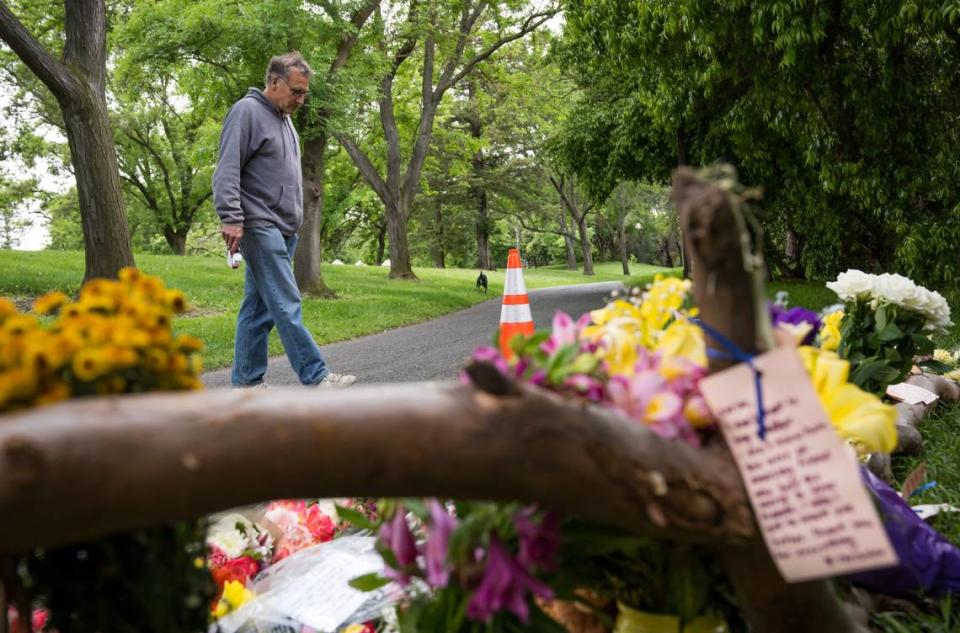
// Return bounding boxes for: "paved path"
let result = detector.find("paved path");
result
[202,281,621,388]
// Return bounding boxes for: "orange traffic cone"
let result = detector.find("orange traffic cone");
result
[499,248,535,358]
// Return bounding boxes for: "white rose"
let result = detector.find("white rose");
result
[826,269,874,301]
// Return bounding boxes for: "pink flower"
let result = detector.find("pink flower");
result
[514,508,561,571]
[466,538,554,624]
[424,499,458,587]
[303,504,335,542]
[378,506,418,585]
[563,374,605,402]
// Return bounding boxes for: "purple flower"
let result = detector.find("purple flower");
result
[470,346,510,375]
[541,311,590,354]
[466,538,554,624]
[424,499,458,588]
[563,374,605,402]
[378,506,418,585]
[770,304,821,345]
[514,508,561,571]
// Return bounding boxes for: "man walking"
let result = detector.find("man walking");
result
[214,52,355,388]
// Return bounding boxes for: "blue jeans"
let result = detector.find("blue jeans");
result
[231,226,330,386]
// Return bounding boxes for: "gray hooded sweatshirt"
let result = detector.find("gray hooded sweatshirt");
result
[213,88,303,236]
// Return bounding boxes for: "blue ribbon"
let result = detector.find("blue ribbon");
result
[690,317,767,440]
[909,481,938,498]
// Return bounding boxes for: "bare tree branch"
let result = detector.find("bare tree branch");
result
[0,1,78,103]
[335,133,392,205]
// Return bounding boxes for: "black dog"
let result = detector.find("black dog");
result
[475,270,488,293]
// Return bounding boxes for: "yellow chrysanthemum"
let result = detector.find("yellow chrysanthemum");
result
[0,368,38,406]
[21,334,68,372]
[2,314,40,336]
[591,326,640,375]
[0,297,17,321]
[213,581,255,618]
[163,289,188,314]
[175,334,204,353]
[819,310,844,352]
[72,347,110,382]
[33,380,71,407]
[32,290,70,315]
[798,346,896,454]
[118,267,143,284]
[145,347,170,372]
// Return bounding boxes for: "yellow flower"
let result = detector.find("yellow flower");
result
[118,267,143,284]
[0,368,38,409]
[34,380,71,407]
[0,297,17,321]
[79,279,122,311]
[188,353,203,375]
[2,314,40,336]
[72,347,110,382]
[213,581,255,618]
[145,347,170,373]
[933,349,955,365]
[656,321,707,368]
[32,290,70,315]
[22,334,68,372]
[163,289,188,314]
[175,334,204,353]
[798,346,896,454]
[592,326,640,375]
[819,310,844,352]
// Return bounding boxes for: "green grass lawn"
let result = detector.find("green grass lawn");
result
[0,250,674,369]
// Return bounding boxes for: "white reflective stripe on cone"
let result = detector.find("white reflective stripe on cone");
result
[500,303,534,324]
[504,268,527,295]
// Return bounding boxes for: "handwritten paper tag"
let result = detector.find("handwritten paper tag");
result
[700,346,898,582]
[886,382,939,405]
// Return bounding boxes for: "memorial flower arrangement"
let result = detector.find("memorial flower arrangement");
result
[345,276,899,632]
[825,269,953,394]
[204,500,339,618]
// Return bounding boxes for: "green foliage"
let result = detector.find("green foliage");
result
[555,0,960,289]
[837,300,934,395]
[18,521,213,633]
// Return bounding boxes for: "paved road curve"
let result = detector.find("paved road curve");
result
[202,281,621,388]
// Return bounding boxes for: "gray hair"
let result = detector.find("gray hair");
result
[264,52,313,87]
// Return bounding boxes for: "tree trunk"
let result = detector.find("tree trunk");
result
[575,213,595,276]
[162,225,187,255]
[63,92,135,280]
[559,208,577,270]
[0,0,135,282]
[661,237,674,268]
[386,202,415,279]
[294,132,335,297]
[475,189,491,270]
[433,198,445,268]
[376,221,386,265]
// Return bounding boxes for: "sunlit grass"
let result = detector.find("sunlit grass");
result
[0,250,673,368]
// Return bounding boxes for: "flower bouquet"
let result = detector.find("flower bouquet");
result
[344,276,899,632]
[825,269,953,394]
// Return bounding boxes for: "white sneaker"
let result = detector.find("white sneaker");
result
[316,372,356,388]
[232,383,269,391]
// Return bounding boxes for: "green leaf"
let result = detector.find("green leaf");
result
[667,545,709,623]
[877,321,903,343]
[919,359,954,374]
[335,504,376,531]
[348,572,390,592]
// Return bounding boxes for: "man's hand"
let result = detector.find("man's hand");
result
[221,224,243,255]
